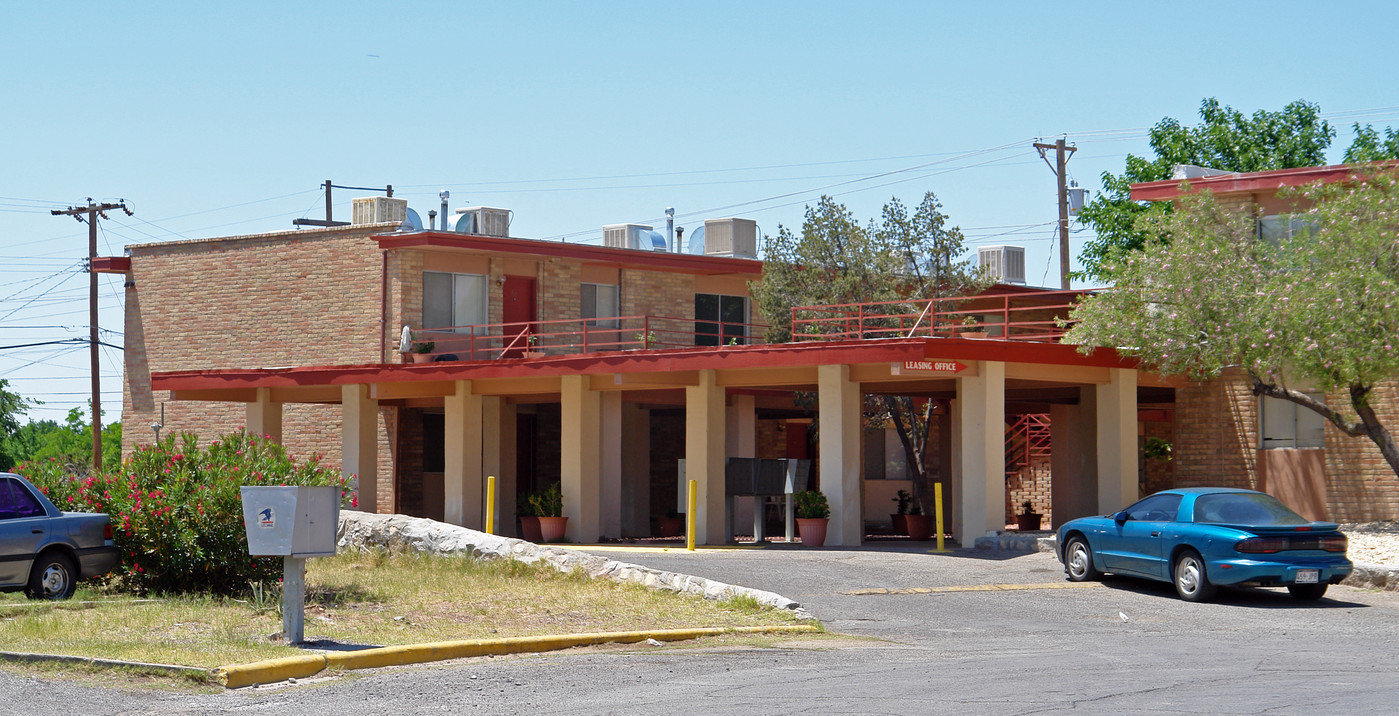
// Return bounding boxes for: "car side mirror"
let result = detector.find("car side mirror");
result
[1113,511,1129,524]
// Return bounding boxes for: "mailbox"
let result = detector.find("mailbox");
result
[240,486,340,557]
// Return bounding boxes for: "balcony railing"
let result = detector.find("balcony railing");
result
[408,315,769,361]
[790,290,1090,343]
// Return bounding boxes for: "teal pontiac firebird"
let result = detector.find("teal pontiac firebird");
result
[1056,488,1353,602]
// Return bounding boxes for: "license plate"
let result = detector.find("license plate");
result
[1296,569,1320,584]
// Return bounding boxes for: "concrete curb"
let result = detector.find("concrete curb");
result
[213,624,820,689]
[0,651,208,681]
[1343,562,1399,591]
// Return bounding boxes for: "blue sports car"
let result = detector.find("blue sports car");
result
[1056,488,1352,602]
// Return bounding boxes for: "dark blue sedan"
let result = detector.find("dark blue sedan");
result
[1056,488,1352,602]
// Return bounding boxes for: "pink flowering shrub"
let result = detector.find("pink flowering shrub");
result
[18,430,353,595]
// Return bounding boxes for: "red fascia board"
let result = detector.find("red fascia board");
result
[1129,163,1394,202]
[151,338,1133,393]
[373,231,763,276]
[91,256,132,274]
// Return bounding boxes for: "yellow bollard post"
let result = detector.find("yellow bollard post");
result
[485,476,496,535]
[934,482,948,552]
[686,479,697,551]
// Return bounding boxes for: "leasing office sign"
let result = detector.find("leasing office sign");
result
[890,359,967,375]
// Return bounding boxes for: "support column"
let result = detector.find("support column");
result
[444,380,484,528]
[599,391,623,539]
[726,393,757,537]
[481,396,516,536]
[1096,368,1139,513]
[955,361,1005,545]
[246,387,283,444]
[341,384,379,513]
[1050,388,1098,526]
[818,364,862,547]
[561,374,602,542]
[685,369,726,545]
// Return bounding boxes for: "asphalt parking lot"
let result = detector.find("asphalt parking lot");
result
[6,544,1399,715]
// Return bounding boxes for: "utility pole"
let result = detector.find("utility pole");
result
[1033,139,1077,290]
[51,199,131,474]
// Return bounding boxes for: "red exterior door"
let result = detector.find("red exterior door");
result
[501,276,536,357]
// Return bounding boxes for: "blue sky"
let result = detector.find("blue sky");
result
[3,1,1397,423]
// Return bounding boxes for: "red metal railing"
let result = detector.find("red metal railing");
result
[408,314,769,361]
[1005,413,1052,475]
[790,290,1091,343]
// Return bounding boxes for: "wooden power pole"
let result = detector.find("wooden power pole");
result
[1033,139,1077,289]
[51,198,131,473]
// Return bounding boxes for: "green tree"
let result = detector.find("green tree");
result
[1078,98,1337,280]
[24,407,122,476]
[1065,171,1399,478]
[751,193,987,513]
[1344,123,1399,163]
[0,379,36,470]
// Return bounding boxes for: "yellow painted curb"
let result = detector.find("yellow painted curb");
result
[215,625,817,689]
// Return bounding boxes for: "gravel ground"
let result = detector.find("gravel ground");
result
[1343,522,1399,566]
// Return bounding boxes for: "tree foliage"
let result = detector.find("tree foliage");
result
[751,193,987,513]
[1077,98,1399,281]
[1066,171,1399,478]
[0,379,38,471]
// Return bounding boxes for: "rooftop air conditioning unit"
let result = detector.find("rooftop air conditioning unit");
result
[452,207,512,237]
[351,196,408,225]
[702,218,757,259]
[603,223,667,251]
[978,245,1026,285]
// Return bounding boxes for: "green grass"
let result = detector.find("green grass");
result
[0,550,806,672]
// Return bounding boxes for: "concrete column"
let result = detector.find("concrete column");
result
[1050,388,1098,526]
[341,384,380,513]
[726,394,757,535]
[1096,368,1139,513]
[561,374,602,542]
[599,391,623,539]
[481,396,516,536]
[818,364,862,547]
[246,387,282,444]
[620,404,651,538]
[444,380,484,528]
[950,398,963,539]
[955,361,1005,545]
[685,369,726,545]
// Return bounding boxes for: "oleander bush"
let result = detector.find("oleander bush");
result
[18,430,353,595]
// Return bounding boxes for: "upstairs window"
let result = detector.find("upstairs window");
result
[695,293,748,346]
[581,283,620,328]
[1260,393,1326,449]
[423,272,487,333]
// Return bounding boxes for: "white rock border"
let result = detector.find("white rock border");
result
[336,511,814,620]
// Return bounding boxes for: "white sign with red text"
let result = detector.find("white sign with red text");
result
[891,359,968,375]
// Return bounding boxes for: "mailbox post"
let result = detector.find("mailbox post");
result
[240,486,340,644]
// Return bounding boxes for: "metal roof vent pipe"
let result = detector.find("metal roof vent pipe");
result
[439,190,450,231]
[428,210,437,230]
[665,207,676,252]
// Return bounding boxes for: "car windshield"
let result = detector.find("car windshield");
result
[1192,492,1309,526]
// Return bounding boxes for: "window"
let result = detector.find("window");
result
[695,293,748,346]
[0,478,45,520]
[423,272,487,333]
[1261,393,1325,449]
[581,283,619,328]
[1257,214,1317,245]
[1122,493,1182,522]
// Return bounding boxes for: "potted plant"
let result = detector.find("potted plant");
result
[522,333,545,359]
[529,482,567,542]
[517,498,543,543]
[904,502,934,541]
[410,334,436,363]
[1016,499,1042,531]
[657,509,684,538]
[890,489,911,535]
[794,490,830,547]
[958,315,987,338]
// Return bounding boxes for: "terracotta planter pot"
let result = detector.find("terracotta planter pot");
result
[657,516,685,538]
[519,515,543,543]
[410,352,434,364]
[796,517,828,547]
[538,516,569,542]
[890,514,908,535]
[904,514,934,541]
[1015,513,1043,531]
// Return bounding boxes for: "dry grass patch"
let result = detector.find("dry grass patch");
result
[0,550,804,671]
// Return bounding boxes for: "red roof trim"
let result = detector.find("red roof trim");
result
[373,231,763,275]
[151,339,1133,393]
[1130,162,1397,202]
[91,256,132,274]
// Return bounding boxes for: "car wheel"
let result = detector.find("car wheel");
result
[1287,583,1328,601]
[1173,549,1216,602]
[1064,536,1100,582]
[25,552,77,600]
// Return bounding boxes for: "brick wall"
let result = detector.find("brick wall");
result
[1321,379,1399,521]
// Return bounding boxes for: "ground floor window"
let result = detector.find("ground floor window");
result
[1260,393,1325,449]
